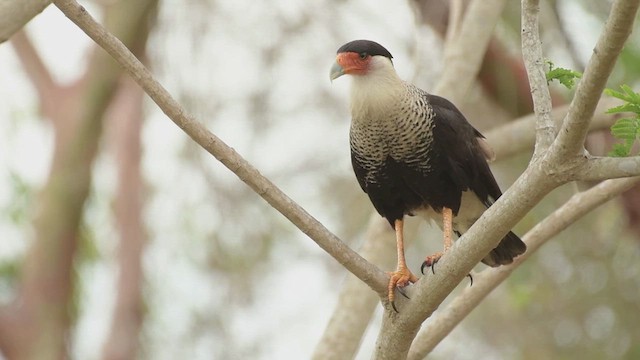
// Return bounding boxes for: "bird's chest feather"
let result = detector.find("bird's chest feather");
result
[349,103,435,170]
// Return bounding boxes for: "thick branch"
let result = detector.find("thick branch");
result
[407,176,640,359]
[312,215,397,359]
[53,0,388,294]
[0,0,52,43]
[575,156,640,181]
[373,165,558,359]
[553,0,640,159]
[521,0,555,157]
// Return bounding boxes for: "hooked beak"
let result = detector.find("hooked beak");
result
[330,61,345,82]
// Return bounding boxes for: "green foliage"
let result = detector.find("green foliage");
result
[6,172,32,224]
[545,60,583,89]
[605,85,640,156]
[0,260,20,289]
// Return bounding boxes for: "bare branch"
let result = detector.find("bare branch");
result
[373,165,558,359]
[521,0,555,157]
[442,0,463,52]
[52,0,388,294]
[434,0,508,102]
[486,97,622,160]
[575,156,640,181]
[0,0,52,43]
[553,0,640,159]
[312,215,397,359]
[407,176,640,359]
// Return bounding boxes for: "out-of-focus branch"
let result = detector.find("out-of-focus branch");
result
[101,79,147,360]
[407,176,640,359]
[53,0,389,295]
[0,0,51,43]
[553,0,640,159]
[101,3,157,359]
[521,0,555,157]
[0,1,157,358]
[434,0,508,103]
[10,30,56,104]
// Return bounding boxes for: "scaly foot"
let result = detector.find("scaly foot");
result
[420,251,473,286]
[388,267,418,312]
[421,251,443,274]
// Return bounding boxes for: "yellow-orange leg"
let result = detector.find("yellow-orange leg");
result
[422,207,454,272]
[388,218,418,311]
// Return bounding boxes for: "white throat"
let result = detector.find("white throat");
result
[349,57,405,119]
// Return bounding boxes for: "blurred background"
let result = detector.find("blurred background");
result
[0,0,639,359]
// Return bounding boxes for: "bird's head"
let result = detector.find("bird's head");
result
[330,40,395,81]
[330,40,403,115]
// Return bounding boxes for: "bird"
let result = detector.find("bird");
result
[329,40,526,310]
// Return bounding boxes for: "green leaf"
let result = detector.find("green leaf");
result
[546,67,583,89]
[608,139,635,157]
[605,103,640,114]
[610,118,640,139]
[605,85,640,105]
[605,86,640,156]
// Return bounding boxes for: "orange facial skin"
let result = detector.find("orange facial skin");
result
[336,52,370,76]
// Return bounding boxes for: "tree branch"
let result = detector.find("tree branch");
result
[10,30,57,103]
[521,0,555,157]
[102,77,146,360]
[406,176,640,359]
[486,97,622,160]
[52,0,388,295]
[372,2,640,356]
[553,0,640,159]
[574,156,640,181]
[434,0,507,102]
[312,215,397,359]
[0,0,52,43]
[373,164,558,359]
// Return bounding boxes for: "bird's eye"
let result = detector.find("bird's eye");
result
[359,52,368,59]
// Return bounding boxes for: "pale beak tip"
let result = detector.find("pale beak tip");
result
[330,61,345,82]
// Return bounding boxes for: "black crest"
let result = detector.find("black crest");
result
[337,40,393,60]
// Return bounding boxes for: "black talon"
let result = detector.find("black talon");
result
[420,261,427,275]
[397,286,410,299]
[391,301,399,313]
[466,273,473,286]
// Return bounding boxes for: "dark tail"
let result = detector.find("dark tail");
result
[481,231,526,267]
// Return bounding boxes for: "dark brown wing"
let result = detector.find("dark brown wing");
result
[428,95,526,265]
[427,94,503,207]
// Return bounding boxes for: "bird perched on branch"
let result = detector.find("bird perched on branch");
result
[330,40,526,310]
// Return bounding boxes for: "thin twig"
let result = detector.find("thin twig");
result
[52,0,388,294]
